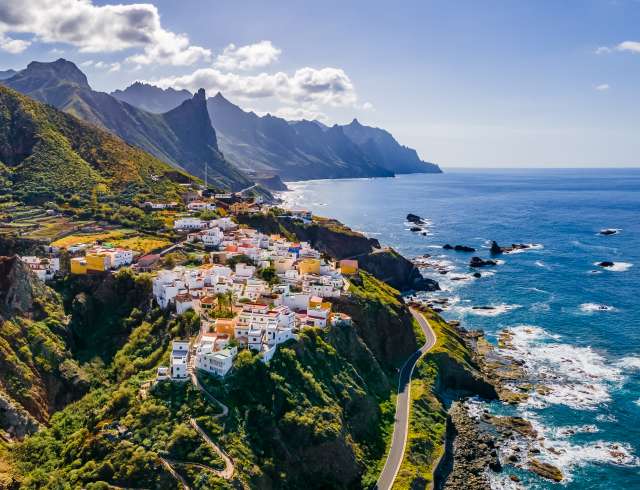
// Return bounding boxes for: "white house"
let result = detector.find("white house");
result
[175,293,194,314]
[20,256,60,281]
[187,201,217,212]
[210,217,237,231]
[170,341,190,380]
[174,217,208,230]
[201,228,224,247]
[195,342,237,377]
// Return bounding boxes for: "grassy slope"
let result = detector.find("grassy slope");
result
[393,309,475,490]
[0,85,193,204]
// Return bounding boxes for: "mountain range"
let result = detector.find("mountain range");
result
[113,79,442,180]
[1,59,251,191]
[1,59,440,190]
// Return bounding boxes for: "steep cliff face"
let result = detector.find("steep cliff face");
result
[237,212,438,292]
[0,256,88,439]
[334,271,418,367]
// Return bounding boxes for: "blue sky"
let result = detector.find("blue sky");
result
[1,0,639,167]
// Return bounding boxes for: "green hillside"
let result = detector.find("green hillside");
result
[0,85,194,206]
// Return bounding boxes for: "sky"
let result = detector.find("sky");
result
[1,0,639,167]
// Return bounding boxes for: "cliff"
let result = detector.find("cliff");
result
[237,212,439,292]
[0,256,88,440]
[334,271,418,367]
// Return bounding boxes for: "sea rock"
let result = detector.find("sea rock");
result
[597,261,614,268]
[444,244,476,252]
[406,213,424,224]
[473,272,482,278]
[410,226,422,232]
[490,241,536,254]
[528,459,563,482]
[489,416,537,438]
[599,229,618,236]
[470,257,498,268]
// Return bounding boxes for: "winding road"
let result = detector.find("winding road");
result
[376,308,437,490]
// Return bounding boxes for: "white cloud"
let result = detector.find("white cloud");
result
[88,60,120,72]
[272,106,328,122]
[617,41,640,54]
[595,83,610,91]
[362,101,374,111]
[214,40,281,71]
[595,46,612,54]
[0,35,30,53]
[149,66,357,107]
[0,0,210,65]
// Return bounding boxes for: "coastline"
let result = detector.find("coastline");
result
[274,172,640,488]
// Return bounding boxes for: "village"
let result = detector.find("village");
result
[16,187,357,382]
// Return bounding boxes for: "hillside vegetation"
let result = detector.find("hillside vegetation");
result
[0,85,194,206]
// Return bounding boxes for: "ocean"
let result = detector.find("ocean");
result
[280,168,640,489]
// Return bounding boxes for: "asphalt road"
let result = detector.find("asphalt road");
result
[376,308,437,490]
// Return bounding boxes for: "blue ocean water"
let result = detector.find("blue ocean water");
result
[281,169,640,489]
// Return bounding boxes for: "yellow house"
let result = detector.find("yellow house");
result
[298,258,321,275]
[215,318,236,336]
[86,253,110,272]
[70,257,88,275]
[339,259,358,275]
[309,296,332,312]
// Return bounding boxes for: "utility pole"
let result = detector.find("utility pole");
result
[204,161,208,190]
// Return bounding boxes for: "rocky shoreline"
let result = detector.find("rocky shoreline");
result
[424,321,565,490]
[433,322,567,487]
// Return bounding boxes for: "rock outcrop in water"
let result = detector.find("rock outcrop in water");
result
[469,257,498,268]
[443,244,476,252]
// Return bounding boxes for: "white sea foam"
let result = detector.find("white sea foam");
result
[552,424,600,438]
[593,261,633,272]
[616,356,640,370]
[488,472,522,490]
[596,413,618,423]
[580,303,616,313]
[500,325,622,410]
[456,303,521,317]
[530,302,551,312]
[504,243,545,254]
[534,260,552,269]
[635,399,640,408]
[526,287,551,295]
[504,412,638,482]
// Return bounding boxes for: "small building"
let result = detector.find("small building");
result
[298,258,321,275]
[156,366,170,381]
[174,217,208,230]
[195,342,237,377]
[70,257,88,275]
[135,254,161,272]
[170,341,190,381]
[339,259,358,275]
[86,252,110,272]
[175,293,194,314]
